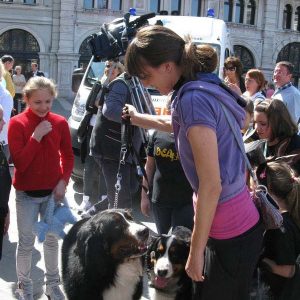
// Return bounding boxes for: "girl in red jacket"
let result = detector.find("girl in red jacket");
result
[8,77,74,300]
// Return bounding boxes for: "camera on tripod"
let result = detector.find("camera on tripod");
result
[88,12,156,61]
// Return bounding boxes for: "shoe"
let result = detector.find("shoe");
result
[16,282,33,300]
[45,281,65,300]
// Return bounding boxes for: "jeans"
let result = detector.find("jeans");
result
[94,157,138,209]
[15,191,60,293]
[152,202,194,234]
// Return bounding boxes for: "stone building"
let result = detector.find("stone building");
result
[1,0,300,98]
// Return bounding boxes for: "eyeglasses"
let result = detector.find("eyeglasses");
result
[225,66,236,72]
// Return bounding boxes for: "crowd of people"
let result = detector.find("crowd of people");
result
[1,24,300,300]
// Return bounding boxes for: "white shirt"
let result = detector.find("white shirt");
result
[0,83,13,145]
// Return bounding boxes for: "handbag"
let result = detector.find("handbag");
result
[220,103,283,230]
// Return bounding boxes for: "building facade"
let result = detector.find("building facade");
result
[1,0,300,98]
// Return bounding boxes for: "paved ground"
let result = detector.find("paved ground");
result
[0,97,156,299]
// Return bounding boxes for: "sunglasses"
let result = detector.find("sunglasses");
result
[225,66,236,72]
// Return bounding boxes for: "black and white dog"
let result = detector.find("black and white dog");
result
[61,209,149,300]
[146,226,192,300]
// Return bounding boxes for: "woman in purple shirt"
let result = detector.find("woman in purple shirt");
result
[123,26,263,299]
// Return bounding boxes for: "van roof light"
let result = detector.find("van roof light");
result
[207,8,215,18]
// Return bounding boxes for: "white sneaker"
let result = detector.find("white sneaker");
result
[45,281,65,300]
[16,283,33,300]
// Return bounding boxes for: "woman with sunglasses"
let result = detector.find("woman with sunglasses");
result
[223,56,246,94]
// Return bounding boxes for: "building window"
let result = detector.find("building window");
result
[283,4,292,29]
[171,0,181,15]
[235,0,244,23]
[149,0,160,13]
[24,0,36,4]
[79,37,92,69]
[84,0,93,9]
[224,0,233,22]
[246,0,256,25]
[234,45,255,73]
[295,6,300,31]
[97,0,107,9]
[191,0,201,16]
[111,0,122,10]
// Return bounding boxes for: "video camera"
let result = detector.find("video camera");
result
[88,12,156,61]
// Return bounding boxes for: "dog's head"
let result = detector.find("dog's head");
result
[146,226,191,290]
[74,209,149,272]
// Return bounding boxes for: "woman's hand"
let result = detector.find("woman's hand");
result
[32,120,52,142]
[141,193,151,217]
[226,82,242,95]
[3,209,10,235]
[185,250,205,282]
[53,179,67,202]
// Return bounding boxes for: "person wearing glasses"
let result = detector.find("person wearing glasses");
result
[79,60,124,213]
[223,56,246,94]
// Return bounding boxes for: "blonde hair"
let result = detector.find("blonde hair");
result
[23,77,57,99]
[260,161,300,228]
[0,61,4,79]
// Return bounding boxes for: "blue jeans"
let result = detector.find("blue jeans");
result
[15,191,60,293]
[152,202,194,234]
[94,158,139,209]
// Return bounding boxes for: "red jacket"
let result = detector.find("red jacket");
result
[8,109,74,191]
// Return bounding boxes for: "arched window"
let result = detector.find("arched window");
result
[79,37,92,69]
[191,0,202,16]
[246,0,256,25]
[224,0,233,22]
[283,4,292,29]
[150,0,160,13]
[235,0,244,23]
[295,6,300,31]
[0,29,40,76]
[171,0,181,15]
[233,45,255,73]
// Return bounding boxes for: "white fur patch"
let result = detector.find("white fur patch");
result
[103,258,143,300]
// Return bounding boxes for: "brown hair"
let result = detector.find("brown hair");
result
[276,61,294,75]
[224,56,243,77]
[125,25,218,81]
[254,99,297,142]
[23,76,57,99]
[246,69,266,91]
[257,161,300,228]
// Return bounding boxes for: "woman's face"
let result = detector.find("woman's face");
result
[254,111,272,140]
[245,75,259,95]
[15,68,22,74]
[25,89,54,118]
[138,63,178,95]
[224,65,237,80]
[104,62,121,82]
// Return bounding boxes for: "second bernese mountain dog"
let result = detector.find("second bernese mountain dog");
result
[146,226,192,300]
[61,209,149,300]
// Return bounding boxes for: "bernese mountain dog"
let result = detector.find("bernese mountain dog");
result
[61,209,149,300]
[146,226,192,300]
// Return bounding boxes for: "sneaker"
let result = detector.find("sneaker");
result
[45,281,65,300]
[16,283,33,300]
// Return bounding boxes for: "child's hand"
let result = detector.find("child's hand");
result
[53,179,67,202]
[32,120,52,142]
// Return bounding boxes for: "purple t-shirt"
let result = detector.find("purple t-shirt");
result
[171,75,259,238]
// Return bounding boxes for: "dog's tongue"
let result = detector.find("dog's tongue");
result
[154,276,168,289]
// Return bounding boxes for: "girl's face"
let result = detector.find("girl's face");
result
[138,63,179,95]
[254,111,272,140]
[25,89,54,118]
[245,75,259,95]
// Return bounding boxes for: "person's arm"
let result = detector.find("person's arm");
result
[141,156,155,217]
[123,104,173,132]
[262,258,295,278]
[185,125,222,282]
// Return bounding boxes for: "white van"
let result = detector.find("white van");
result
[68,15,233,180]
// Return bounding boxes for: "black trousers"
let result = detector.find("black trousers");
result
[0,215,5,260]
[194,221,264,300]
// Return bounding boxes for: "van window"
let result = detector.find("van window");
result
[84,61,106,87]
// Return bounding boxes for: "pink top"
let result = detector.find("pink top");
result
[193,186,259,239]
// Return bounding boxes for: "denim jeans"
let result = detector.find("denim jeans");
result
[94,157,138,209]
[15,191,60,293]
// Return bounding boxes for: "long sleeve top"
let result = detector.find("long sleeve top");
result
[4,71,15,98]
[8,109,74,191]
[0,84,13,145]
